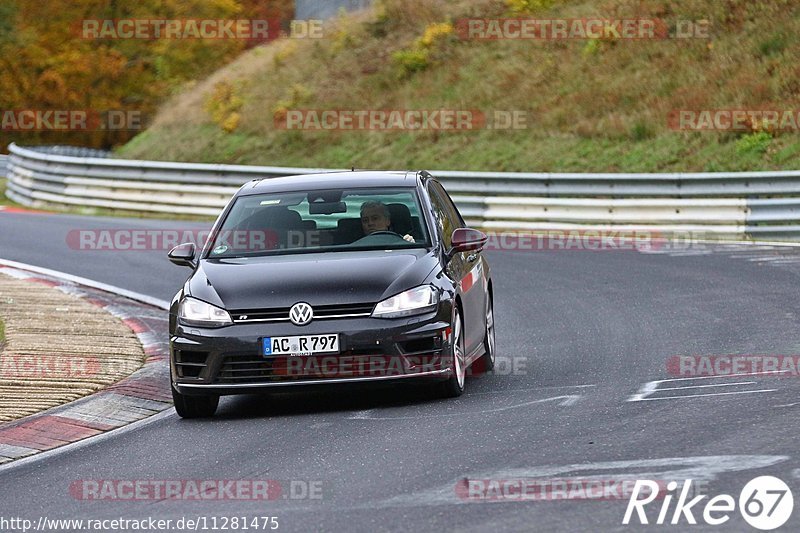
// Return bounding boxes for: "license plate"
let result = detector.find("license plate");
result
[263,334,339,356]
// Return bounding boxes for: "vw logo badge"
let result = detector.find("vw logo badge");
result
[289,302,313,326]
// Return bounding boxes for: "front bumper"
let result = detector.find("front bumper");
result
[170,311,453,396]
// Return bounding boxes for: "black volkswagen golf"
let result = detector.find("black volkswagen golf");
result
[167,170,495,417]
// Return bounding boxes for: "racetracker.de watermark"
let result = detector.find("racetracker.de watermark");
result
[0,353,118,378]
[454,18,710,40]
[79,19,323,41]
[66,229,276,251]
[667,355,800,378]
[456,478,709,502]
[274,109,541,131]
[668,109,800,132]
[274,109,486,131]
[69,479,323,501]
[0,110,143,131]
[484,230,665,252]
[260,354,526,378]
[65,229,712,253]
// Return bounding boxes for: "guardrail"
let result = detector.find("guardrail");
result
[6,142,800,239]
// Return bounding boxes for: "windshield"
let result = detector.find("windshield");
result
[205,187,430,258]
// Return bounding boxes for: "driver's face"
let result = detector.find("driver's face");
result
[361,206,390,234]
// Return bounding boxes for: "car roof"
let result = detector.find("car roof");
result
[239,171,419,195]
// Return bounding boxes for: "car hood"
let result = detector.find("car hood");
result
[188,249,439,310]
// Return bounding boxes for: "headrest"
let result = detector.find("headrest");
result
[387,203,412,235]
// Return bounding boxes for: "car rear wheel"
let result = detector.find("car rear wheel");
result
[438,308,465,398]
[172,385,219,418]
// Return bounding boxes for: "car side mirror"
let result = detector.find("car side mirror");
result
[448,228,488,258]
[168,242,197,268]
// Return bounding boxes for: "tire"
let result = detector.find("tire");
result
[438,307,466,398]
[172,384,219,418]
[478,294,496,371]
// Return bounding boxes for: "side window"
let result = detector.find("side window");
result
[431,181,465,228]
[428,181,465,249]
[428,183,455,248]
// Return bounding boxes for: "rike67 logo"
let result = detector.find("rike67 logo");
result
[623,476,794,530]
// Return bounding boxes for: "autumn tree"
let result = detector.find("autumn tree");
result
[0,0,294,151]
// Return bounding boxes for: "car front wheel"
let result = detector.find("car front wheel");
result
[438,308,466,398]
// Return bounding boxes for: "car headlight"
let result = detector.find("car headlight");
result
[178,297,233,327]
[372,285,439,318]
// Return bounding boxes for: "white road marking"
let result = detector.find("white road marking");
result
[628,381,658,402]
[654,371,788,382]
[767,259,800,264]
[630,389,776,402]
[0,267,32,279]
[657,250,713,256]
[369,455,790,508]
[348,394,581,420]
[0,258,169,309]
[655,381,756,391]
[557,395,581,406]
[729,254,778,259]
[468,383,596,396]
[627,372,784,402]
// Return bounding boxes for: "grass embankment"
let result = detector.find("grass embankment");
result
[118,0,800,172]
[0,178,20,208]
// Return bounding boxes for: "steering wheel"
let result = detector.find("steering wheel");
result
[367,230,405,238]
[352,230,408,245]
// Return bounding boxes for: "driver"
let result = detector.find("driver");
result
[360,201,415,242]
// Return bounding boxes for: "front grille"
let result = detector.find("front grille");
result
[229,302,375,323]
[213,349,388,384]
[214,354,278,383]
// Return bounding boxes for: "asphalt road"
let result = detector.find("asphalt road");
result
[1,210,800,532]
